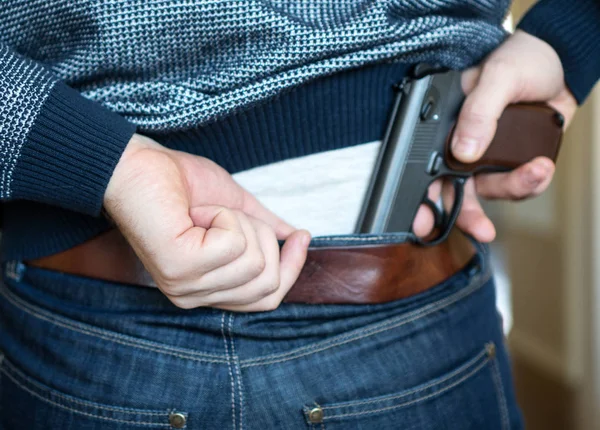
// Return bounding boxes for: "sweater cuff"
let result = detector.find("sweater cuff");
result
[518,0,600,104]
[10,82,136,216]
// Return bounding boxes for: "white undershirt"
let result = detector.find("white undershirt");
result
[232,141,381,236]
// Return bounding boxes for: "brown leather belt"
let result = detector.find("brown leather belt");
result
[26,229,476,304]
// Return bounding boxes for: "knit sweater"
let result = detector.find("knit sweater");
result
[0,0,598,260]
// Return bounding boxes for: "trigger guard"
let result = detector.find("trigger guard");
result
[415,178,466,247]
[422,198,445,230]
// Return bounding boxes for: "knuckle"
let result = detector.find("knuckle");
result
[507,187,529,201]
[266,273,281,294]
[223,230,247,260]
[461,102,492,127]
[168,296,198,310]
[250,254,267,277]
[261,296,282,312]
[258,281,279,300]
[482,57,517,77]
[156,264,185,285]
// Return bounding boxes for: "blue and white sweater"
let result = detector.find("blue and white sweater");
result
[0,0,598,260]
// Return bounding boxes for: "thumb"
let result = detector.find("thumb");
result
[240,190,297,240]
[451,63,519,163]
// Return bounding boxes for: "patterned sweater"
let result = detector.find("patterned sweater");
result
[0,0,599,260]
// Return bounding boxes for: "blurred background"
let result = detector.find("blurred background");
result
[488,2,600,429]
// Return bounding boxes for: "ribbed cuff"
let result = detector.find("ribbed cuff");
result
[10,82,137,216]
[518,0,600,104]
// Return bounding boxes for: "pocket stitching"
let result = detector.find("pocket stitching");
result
[321,346,489,411]
[1,358,166,416]
[0,364,172,427]
[242,269,491,368]
[489,356,511,430]
[323,348,492,420]
[0,282,228,364]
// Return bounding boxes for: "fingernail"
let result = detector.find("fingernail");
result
[452,136,479,160]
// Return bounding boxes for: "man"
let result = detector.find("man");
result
[0,0,598,428]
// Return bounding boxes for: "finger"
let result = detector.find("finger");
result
[175,211,266,297]
[445,178,496,242]
[240,190,297,240]
[461,67,481,94]
[452,63,519,163]
[172,206,247,273]
[475,157,555,201]
[412,179,442,237]
[223,229,310,312]
[203,218,282,307]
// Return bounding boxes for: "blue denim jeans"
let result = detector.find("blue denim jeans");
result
[0,237,523,429]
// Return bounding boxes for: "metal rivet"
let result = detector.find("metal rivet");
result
[169,412,186,429]
[308,407,324,423]
[486,342,496,359]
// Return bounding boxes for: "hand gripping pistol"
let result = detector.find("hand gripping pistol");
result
[356,65,564,245]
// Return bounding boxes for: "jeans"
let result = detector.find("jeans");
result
[0,238,523,429]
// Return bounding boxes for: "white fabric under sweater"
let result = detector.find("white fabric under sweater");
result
[232,141,381,236]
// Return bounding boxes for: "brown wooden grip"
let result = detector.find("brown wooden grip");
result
[445,103,564,173]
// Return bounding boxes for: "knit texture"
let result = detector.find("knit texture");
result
[10,82,136,215]
[1,0,511,134]
[0,46,55,200]
[2,0,597,260]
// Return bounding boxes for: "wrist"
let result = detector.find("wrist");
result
[103,134,165,217]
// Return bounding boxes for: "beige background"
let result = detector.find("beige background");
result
[494,1,600,428]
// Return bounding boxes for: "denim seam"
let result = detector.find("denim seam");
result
[320,346,489,410]
[323,357,491,420]
[0,283,229,364]
[0,358,168,416]
[230,314,244,430]
[490,357,511,430]
[241,269,491,368]
[0,367,170,426]
[222,312,237,430]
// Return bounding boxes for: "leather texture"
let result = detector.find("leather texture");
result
[26,229,476,305]
[445,103,563,173]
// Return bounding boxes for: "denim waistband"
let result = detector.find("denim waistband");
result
[1,234,489,341]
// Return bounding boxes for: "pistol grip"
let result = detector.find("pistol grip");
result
[444,103,564,174]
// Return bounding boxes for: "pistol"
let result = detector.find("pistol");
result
[356,65,564,244]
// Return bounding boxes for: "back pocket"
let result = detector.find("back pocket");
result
[0,353,187,430]
[303,342,510,430]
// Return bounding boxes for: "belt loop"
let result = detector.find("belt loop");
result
[5,261,25,282]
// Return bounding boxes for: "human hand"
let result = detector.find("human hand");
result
[104,134,310,311]
[413,30,578,242]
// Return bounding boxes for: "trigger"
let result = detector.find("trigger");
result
[422,198,444,230]
[415,178,466,247]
